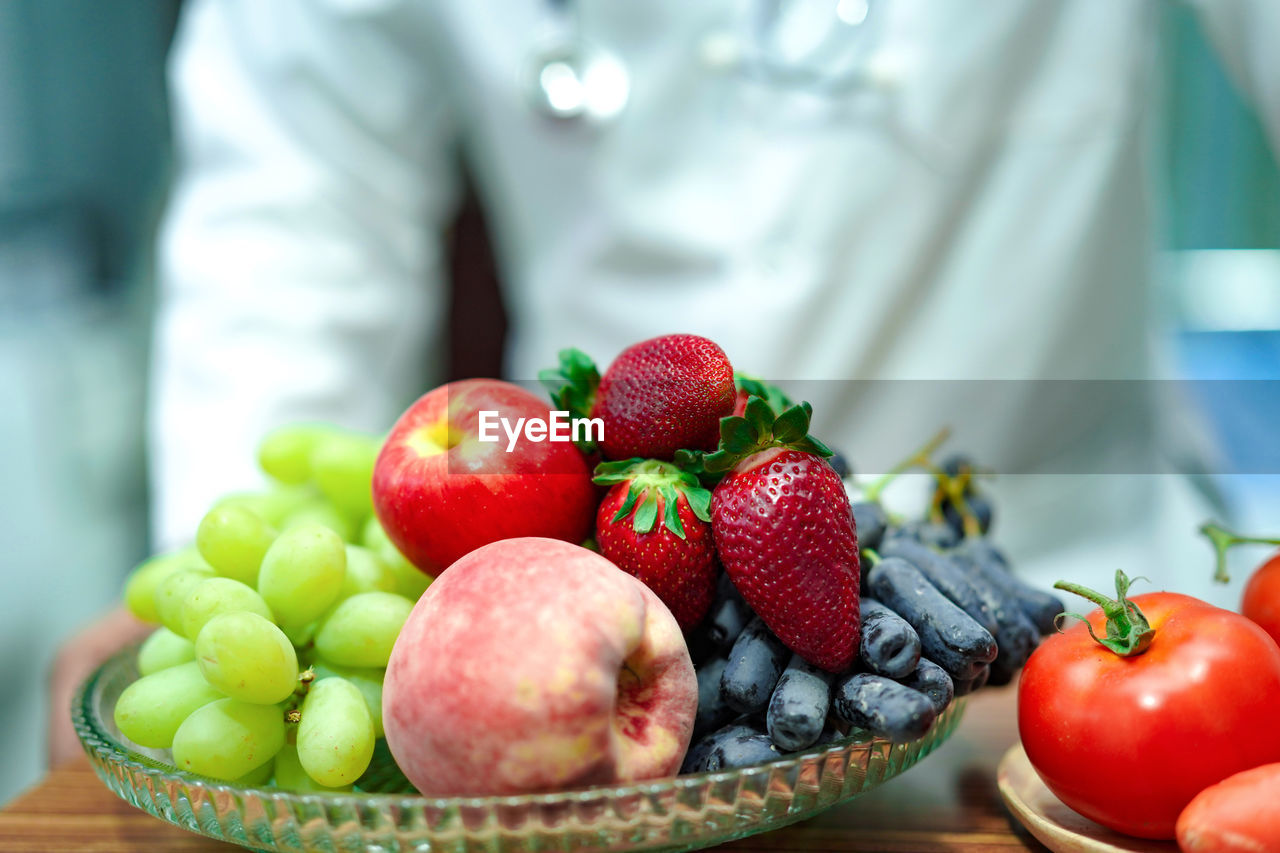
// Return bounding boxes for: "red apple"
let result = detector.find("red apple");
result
[382,537,698,796]
[372,379,596,574]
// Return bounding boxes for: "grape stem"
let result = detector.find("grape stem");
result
[862,427,952,504]
[1200,521,1280,584]
[927,462,985,538]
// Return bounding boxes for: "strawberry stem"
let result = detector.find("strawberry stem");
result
[594,457,712,540]
[702,399,832,474]
[538,348,600,451]
[1053,570,1153,657]
[1200,521,1280,584]
[862,427,952,504]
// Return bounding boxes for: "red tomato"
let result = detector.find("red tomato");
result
[1177,762,1280,852]
[1018,588,1280,840]
[1242,551,1280,648]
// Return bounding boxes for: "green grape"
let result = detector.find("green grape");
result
[171,698,285,781]
[215,486,317,527]
[340,545,397,597]
[123,547,206,623]
[283,620,317,648]
[137,628,195,676]
[154,566,217,636]
[314,592,413,669]
[282,500,354,543]
[196,504,277,586]
[114,661,223,749]
[181,577,274,639]
[257,423,331,485]
[195,612,299,705]
[273,743,352,793]
[296,678,375,787]
[310,431,380,524]
[361,516,431,600]
[234,755,276,787]
[312,660,385,738]
[258,523,346,628]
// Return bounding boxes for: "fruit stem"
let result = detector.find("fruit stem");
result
[1053,570,1154,657]
[1199,521,1280,584]
[862,547,881,567]
[927,461,984,537]
[863,427,952,504]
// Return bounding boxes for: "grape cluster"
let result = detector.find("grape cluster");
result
[681,457,1061,773]
[117,424,429,790]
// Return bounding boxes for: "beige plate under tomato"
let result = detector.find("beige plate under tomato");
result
[997,744,1178,853]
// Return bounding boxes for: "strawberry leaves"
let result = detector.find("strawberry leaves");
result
[538,348,599,421]
[734,374,793,416]
[593,458,712,540]
[704,399,833,473]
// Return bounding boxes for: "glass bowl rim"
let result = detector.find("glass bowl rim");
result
[74,642,966,811]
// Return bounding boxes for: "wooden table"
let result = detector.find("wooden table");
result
[0,687,1044,852]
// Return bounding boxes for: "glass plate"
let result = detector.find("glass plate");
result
[75,645,965,853]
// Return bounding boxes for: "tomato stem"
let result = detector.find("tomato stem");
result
[1200,521,1280,584]
[1053,570,1154,657]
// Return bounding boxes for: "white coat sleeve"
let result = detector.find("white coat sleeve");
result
[151,0,460,550]
[1191,0,1280,151]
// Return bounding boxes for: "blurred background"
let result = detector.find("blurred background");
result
[0,0,1277,804]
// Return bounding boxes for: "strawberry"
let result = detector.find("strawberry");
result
[705,399,860,672]
[539,335,735,461]
[593,458,717,632]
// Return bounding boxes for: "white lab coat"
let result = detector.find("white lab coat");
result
[151,0,1280,604]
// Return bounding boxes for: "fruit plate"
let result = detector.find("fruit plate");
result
[76,645,964,853]
[996,744,1177,853]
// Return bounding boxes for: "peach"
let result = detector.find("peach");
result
[382,538,697,796]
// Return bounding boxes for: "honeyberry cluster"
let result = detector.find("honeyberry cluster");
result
[680,444,1061,773]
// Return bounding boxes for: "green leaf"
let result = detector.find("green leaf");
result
[703,449,734,474]
[720,417,758,455]
[684,486,712,522]
[538,368,569,396]
[634,494,659,534]
[562,348,600,381]
[659,485,686,539]
[734,374,794,415]
[592,458,646,485]
[772,403,811,444]
[793,433,834,458]
[744,397,775,441]
[538,348,600,420]
[610,486,641,525]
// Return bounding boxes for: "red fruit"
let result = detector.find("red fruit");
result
[1242,551,1280,647]
[594,459,718,632]
[591,335,735,460]
[707,400,860,672]
[1199,523,1280,648]
[372,379,596,574]
[1177,762,1280,852]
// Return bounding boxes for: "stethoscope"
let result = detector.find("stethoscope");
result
[526,0,889,123]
